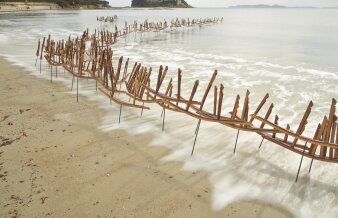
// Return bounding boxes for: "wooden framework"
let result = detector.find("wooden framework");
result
[35,18,337,182]
[97,16,118,23]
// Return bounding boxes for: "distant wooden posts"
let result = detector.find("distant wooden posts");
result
[97,16,117,23]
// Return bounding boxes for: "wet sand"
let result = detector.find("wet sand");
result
[0,57,293,217]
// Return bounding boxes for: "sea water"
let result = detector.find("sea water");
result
[0,8,337,218]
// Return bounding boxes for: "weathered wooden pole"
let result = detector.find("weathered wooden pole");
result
[258,103,274,149]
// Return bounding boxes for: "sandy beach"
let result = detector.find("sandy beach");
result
[0,57,293,217]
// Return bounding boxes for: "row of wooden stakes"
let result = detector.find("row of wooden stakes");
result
[36,26,337,183]
[97,15,118,23]
[34,17,224,74]
[131,17,223,32]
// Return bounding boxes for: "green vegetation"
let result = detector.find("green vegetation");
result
[131,0,191,8]
[0,0,110,8]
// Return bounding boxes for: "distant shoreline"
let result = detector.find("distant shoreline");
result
[0,2,60,12]
[1,4,337,12]
[0,2,110,12]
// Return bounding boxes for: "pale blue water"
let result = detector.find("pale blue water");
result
[0,8,337,218]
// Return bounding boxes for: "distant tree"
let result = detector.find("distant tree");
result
[131,0,145,7]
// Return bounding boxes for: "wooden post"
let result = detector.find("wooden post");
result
[292,101,314,147]
[231,95,240,119]
[213,86,218,115]
[308,123,323,173]
[217,84,224,120]
[186,80,199,111]
[250,93,269,123]
[199,70,217,111]
[260,104,274,128]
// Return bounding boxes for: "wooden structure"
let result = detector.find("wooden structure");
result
[35,18,337,182]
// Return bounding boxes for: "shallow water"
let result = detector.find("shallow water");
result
[0,8,337,218]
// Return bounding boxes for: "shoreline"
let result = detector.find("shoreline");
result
[0,57,293,217]
[0,2,61,12]
[0,2,110,12]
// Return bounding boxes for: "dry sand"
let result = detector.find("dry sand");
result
[0,57,294,217]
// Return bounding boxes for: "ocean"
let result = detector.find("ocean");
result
[0,8,337,218]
